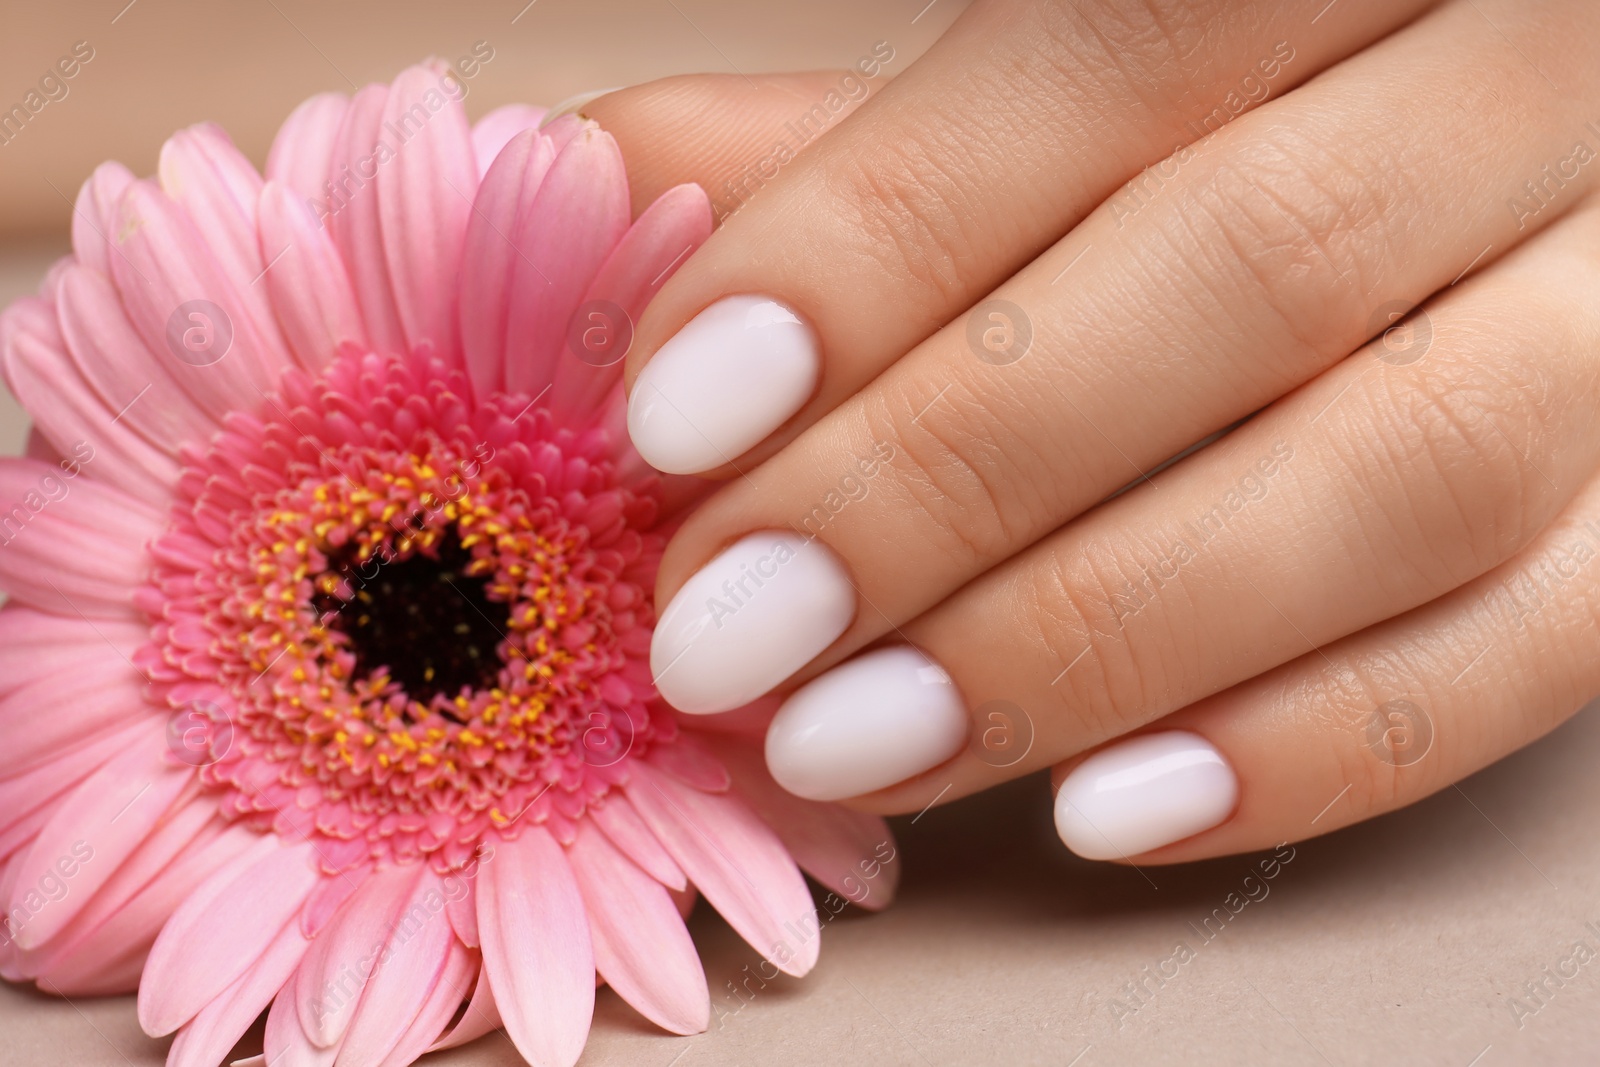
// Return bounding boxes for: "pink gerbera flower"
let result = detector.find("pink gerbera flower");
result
[0,60,896,1067]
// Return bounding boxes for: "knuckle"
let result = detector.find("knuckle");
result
[1192,130,1416,366]
[1303,661,1418,817]
[863,384,1029,569]
[1365,345,1563,575]
[1327,716,1411,818]
[826,134,985,306]
[1025,543,1163,744]
[1034,0,1228,112]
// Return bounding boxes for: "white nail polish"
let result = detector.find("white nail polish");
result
[765,647,968,801]
[1053,731,1237,861]
[651,532,854,715]
[627,295,818,475]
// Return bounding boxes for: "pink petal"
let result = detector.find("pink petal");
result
[1,294,177,503]
[164,915,310,1067]
[501,124,630,398]
[646,467,723,532]
[377,939,476,1067]
[23,430,59,465]
[444,881,477,947]
[546,182,711,423]
[300,864,369,938]
[70,162,136,276]
[472,104,547,178]
[266,980,342,1067]
[0,812,51,876]
[0,849,21,901]
[458,129,556,396]
[55,262,222,453]
[293,864,419,1047]
[258,182,366,371]
[32,820,258,993]
[647,734,732,793]
[0,722,148,848]
[110,181,286,421]
[1,855,31,974]
[0,458,159,616]
[589,797,686,891]
[267,92,350,204]
[158,124,295,372]
[327,84,407,356]
[36,951,146,997]
[668,695,778,742]
[569,822,708,1034]
[10,720,192,949]
[708,737,899,911]
[627,763,819,977]
[338,869,460,1066]
[541,114,584,152]
[14,797,213,972]
[378,61,476,363]
[0,655,150,779]
[477,825,594,1067]
[139,837,321,1036]
[428,962,501,1052]
[0,605,144,701]
[38,941,147,998]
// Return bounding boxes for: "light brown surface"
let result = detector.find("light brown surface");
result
[0,0,959,237]
[4,703,1600,1066]
[3,3,1600,1065]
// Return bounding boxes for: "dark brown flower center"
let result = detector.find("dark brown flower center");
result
[314,529,511,708]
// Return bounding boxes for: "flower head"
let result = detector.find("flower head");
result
[0,60,895,1067]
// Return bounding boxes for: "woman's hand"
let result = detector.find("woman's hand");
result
[597,0,1600,863]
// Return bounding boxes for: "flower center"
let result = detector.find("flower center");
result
[314,529,510,712]
[136,350,672,872]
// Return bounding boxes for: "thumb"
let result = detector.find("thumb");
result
[581,71,880,221]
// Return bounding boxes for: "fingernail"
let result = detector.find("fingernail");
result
[1053,731,1237,860]
[627,295,818,475]
[540,87,623,124]
[651,532,854,715]
[765,646,968,801]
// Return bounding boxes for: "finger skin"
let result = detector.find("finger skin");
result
[623,0,1439,468]
[846,191,1600,815]
[653,0,1600,697]
[1053,465,1600,864]
[585,73,878,221]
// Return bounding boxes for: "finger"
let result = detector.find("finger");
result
[1049,465,1600,864]
[649,0,1600,716]
[621,0,1437,474]
[769,187,1600,809]
[584,73,877,220]
[531,73,873,437]
[453,73,864,409]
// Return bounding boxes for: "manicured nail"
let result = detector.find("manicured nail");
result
[1053,731,1237,861]
[765,646,968,801]
[540,87,623,124]
[651,532,854,715]
[627,295,818,475]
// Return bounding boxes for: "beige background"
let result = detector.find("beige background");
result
[3,2,1599,1065]
[6,707,1600,1066]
